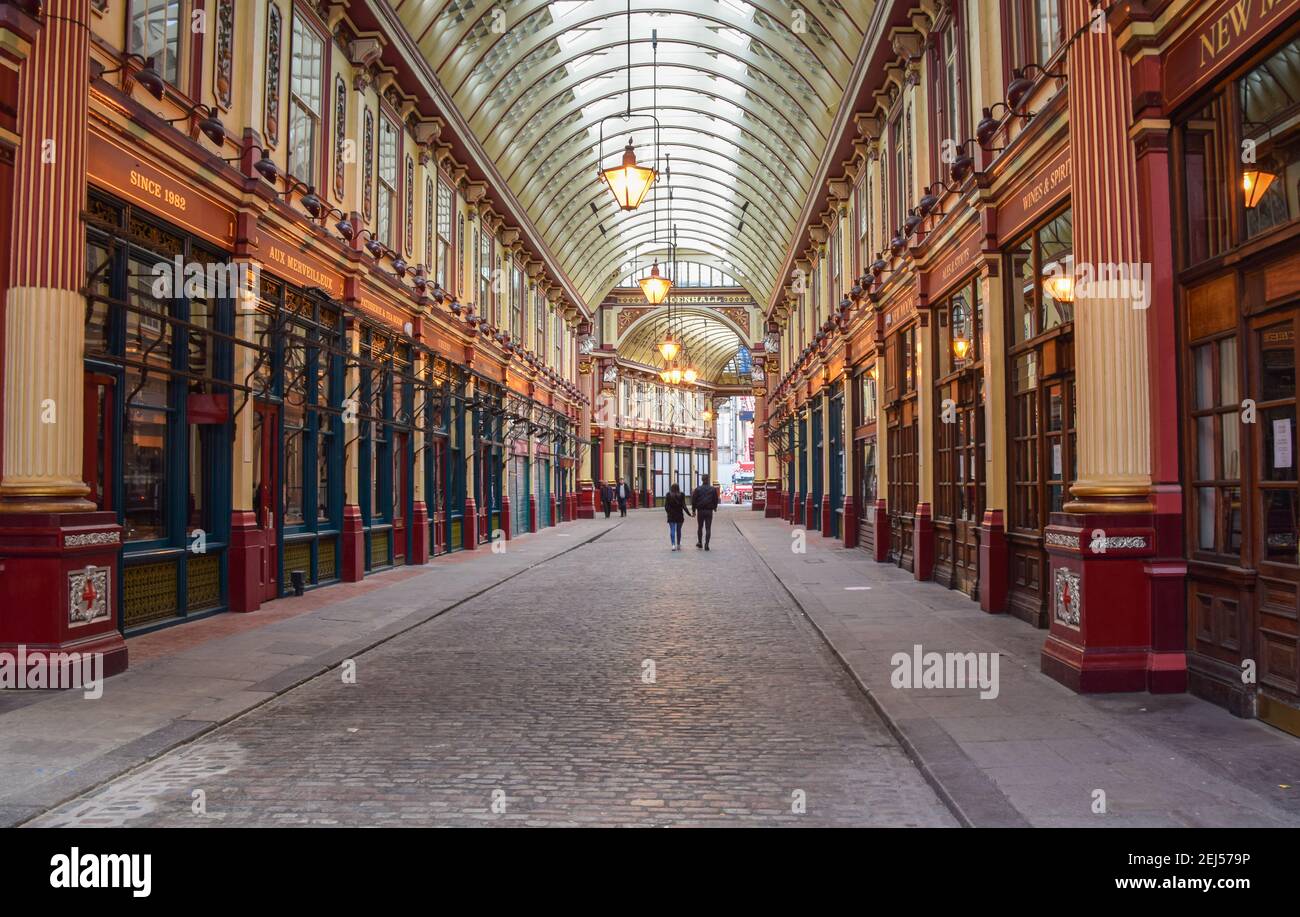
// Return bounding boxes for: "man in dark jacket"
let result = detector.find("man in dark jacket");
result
[691,477,720,550]
[616,478,631,516]
[600,482,613,518]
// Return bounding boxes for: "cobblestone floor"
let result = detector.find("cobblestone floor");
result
[31,509,955,827]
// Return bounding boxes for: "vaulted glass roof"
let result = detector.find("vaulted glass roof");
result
[389,0,873,307]
[619,306,749,382]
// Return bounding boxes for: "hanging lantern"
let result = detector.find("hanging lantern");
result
[639,261,673,304]
[599,140,657,211]
[1041,260,1075,303]
[658,332,679,362]
[702,407,714,422]
[669,366,683,385]
[683,366,698,384]
[1243,164,1277,208]
[952,333,972,363]
[659,368,672,383]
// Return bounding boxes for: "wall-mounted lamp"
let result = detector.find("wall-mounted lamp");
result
[98,53,166,101]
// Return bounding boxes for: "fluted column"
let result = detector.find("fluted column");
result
[0,0,92,512]
[1064,0,1151,512]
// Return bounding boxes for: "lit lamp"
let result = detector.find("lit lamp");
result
[657,333,679,362]
[669,366,683,385]
[599,140,657,211]
[1243,164,1277,208]
[1041,260,1075,303]
[683,366,698,384]
[659,368,672,383]
[639,261,673,304]
[951,333,972,363]
[702,408,713,422]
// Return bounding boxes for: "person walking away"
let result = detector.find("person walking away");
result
[600,482,613,518]
[691,477,720,550]
[664,483,692,551]
[617,478,630,516]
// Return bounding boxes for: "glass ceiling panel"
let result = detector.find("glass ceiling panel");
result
[390,0,874,305]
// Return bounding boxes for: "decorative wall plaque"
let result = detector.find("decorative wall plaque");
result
[69,565,110,627]
[214,0,235,110]
[264,3,282,147]
[333,75,347,201]
[1053,567,1081,629]
[363,108,374,221]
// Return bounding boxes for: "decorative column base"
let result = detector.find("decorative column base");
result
[0,512,128,678]
[577,482,595,519]
[821,495,832,538]
[752,480,766,512]
[872,499,890,562]
[550,494,558,526]
[433,511,445,556]
[978,509,1008,613]
[341,504,365,581]
[1040,511,1186,694]
[843,497,858,549]
[410,502,430,564]
[227,510,264,613]
[500,495,512,541]
[805,495,816,531]
[529,496,538,533]
[913,503,934,581]
[463,498,479,550]
[766,485,782,518]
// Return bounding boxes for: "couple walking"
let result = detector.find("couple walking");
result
[664,478,720,551]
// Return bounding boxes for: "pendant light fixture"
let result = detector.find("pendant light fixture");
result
[597,2,659,212]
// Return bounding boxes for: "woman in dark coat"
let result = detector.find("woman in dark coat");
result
[664,483,693,551]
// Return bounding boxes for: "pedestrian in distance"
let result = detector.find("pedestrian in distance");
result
[617,478,631,517]
[664,483,692,551]
[691,476,721,550]
[600,482,614,519]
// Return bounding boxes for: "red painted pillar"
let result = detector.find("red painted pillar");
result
[820,494,832,538]
[550,493,558,526]
[872,499,890,562]
[766,483,781,518]
[978,508,1008,613]
[529,494,538,533]
[500,493,511,541]
[410,501,430,563]
[341,504,365,580]
[463,497,478,550]
[227,511,263,612]
[843,496,858,549]
[0,1,127,676]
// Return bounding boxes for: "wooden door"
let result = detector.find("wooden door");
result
[1251,315,1300,733]
[393,430,408,563]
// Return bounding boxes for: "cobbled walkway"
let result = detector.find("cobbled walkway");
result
[30,509,956,827]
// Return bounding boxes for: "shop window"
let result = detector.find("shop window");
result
[1034,0,1063,64]
[376,115,399,249]
[1241,37,1300,241]
[1006,209,1076,537]
[288,10,325,185]
[1189,336,1243,556]
[478,227,493,321]
[436,180,453,289]
[130,0,183,86]
[511,262,524,341]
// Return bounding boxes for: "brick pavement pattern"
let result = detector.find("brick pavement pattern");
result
[31,511,956,827]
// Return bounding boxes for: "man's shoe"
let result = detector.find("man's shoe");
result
[696,542,702,549]
[705,545,710,551]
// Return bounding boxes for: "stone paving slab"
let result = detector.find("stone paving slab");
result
[734,514,1300,827]
[0,519,618,826]
[29,509,956,828]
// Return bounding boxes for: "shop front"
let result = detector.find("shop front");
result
[929,230,987,599]
[883,289,920,572]
[1171,19,1300,730]
[84,190,237,631]
[854,364,882,558]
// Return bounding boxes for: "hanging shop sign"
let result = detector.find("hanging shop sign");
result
[1164,0,1299,109]
[997,144,1070,242]
[87,129,236,248]
[261,232,345,299]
